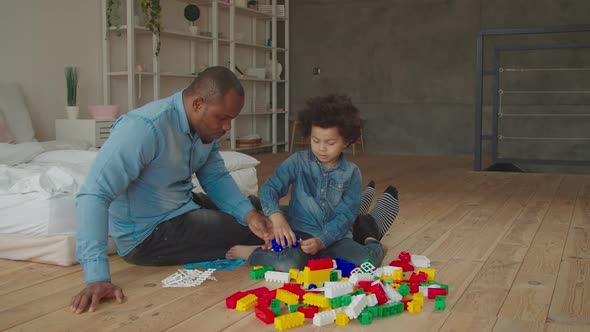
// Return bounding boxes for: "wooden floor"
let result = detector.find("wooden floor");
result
[1,153,590,331]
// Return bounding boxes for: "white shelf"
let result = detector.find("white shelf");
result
[103,0,290,154]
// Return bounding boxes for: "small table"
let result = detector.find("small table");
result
[55,119,115,148]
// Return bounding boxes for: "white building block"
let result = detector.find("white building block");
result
[411,255,431,268]
[324,282,354,298]
[383,284,402,303]
[348,272,374,285]
[345,294,368,319]
[366,293,378,307]
[313,310,336,326]
[264,271,290,283]
[382,265,402,276]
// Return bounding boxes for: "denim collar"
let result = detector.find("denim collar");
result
[307,149,347,171]
[173,90,193,137]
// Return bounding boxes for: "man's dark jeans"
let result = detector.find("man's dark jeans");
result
[123,193,263,266]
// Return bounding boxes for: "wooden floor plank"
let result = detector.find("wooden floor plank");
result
[497,176,582,323]
[547,258,590,325]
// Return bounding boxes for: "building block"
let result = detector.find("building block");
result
[366,293,378,307]
[435,295,446,311]
[398,251,411,263]
[409,282,419,294]
[329,295,352,308]
[413,292,424,307]
[389,259,414,272]
[245,286,270,298]
[370,281,389,305]
[357,280,373,293]
[411,255,431,268]
[289,268,299,280]
[265,271,290,283]
[250,266,273,280]
[312,310,336,327]
[226,291,248,309]
[297,305,319,319]
[365,305,380,318]
[335,312,350,326]
[345,294,368,319]
[258,289,277,308]
[281,283,306,302]
[398,283,410,297]
[383,284,402,303]
[348,272,374,285]
[409,271,429,284]
[307,258,334,270]
[330,270,339,281]
[393,269,404,282]
[428,287,447,299]
[303,293,330,308]
[271,235,301,252]
[255,305,275,324]
[301,267,331,286]
[276,289,299,305]
[359,261,376,274]
[289,303,305,313]
[407,300,421,314]
[270,299,282,316]
[324,281,354,299]
[236,294,258,312]
[359,311,373,325]
[335,258,356,277]
[274,312,304,331]
[417,268,436,282]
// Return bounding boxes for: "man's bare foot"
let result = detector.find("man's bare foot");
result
[225,245,258,260]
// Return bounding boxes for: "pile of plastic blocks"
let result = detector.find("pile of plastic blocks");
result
[225,251,449,330]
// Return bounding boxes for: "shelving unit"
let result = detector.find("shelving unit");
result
[101,0,289,153]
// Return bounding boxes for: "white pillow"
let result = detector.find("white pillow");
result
[192,167,259,196]
[31,150,97,165]
[219,151,260,171]
[0,81,36,143]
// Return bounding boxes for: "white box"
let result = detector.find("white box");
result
[56,119,115,148]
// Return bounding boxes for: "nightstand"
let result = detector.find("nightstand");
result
[55,119,115,148]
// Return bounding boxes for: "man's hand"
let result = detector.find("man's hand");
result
[300,237,325,255]
[70,281,124,314]
[245,209,274,245]
[269,212,297,248]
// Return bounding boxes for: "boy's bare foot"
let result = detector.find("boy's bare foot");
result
[225,245,258,260]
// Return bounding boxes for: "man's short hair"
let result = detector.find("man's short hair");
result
[186,66,244,102]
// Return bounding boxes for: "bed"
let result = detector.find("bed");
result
[0,81,260,266]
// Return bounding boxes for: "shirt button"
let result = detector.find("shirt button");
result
[322,202,326,207]
[321,188,325,192]
[323,173,327,177]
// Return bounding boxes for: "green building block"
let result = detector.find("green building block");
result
[270,299,282,316]
[352,288,365,296]
[435,295,446,311]
[289,303,305,313]
[398,283,410,297]
[330,271,339,281]
[365,306,380,318]
[329,295,352,307]
[359,312,373,325]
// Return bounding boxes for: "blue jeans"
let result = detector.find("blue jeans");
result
[248,218,385,271]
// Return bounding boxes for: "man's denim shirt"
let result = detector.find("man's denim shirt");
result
[76,91,254,284]
[260,150,361,247]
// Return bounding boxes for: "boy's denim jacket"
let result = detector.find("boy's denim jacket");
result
[260,150,361,247]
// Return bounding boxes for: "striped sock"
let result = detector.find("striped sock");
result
[369,185,399,239]
[358,180,376,215]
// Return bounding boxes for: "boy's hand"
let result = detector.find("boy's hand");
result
[269,212,297,248]
[300,237,325,255]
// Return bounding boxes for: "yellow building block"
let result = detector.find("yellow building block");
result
[413,292,424,307]
[300,267,332,286]
[236,294,257,312]
[340,277,349,282]
[393,269,403,282]
[381,274,396,282]
[274,312,305,331]
[335,312,350,326]
[289,268,299,280]
[253,265,263,270]
[407,300,422,314]
[303,293,330,308]
[417,268,436,282]
[276,289,299,305]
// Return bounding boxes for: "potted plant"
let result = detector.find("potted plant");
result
[141,0,162,56]
[106,0,122,37]
[184,4,201,36]
[247,0,258,10]
[64,66,79,119]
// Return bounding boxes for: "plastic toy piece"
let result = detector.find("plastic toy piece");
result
[303,293,330,308]
[265,271,290,283]
[398,251,411,263]
[245,286,270,298]
[348,272,374,285]
[289,303,305,313]
[312,310,336,327]
[255,305,276,324]
[435,295,446,311]
[398,283,410,297]
[359,311,373,325]
[258,289,277,308]
[276,289,299,305]
[366,293,378,307]
[370,281,389,305]
[324,282,354,299]
[226,291,248,309]
[161,268,216,287]
[428,287,447,299]
[417,268,436,282]
[329,295,352,308]
[335,312,350,326]
[359,261,376,274]
[184,258,245,271]
[250,266,274,280]
[307,258,334,271]
[270,299,282,316]
[236,294,258,312]
[409,271,428,284]
[389,259,415,272]
[407,300,421,314]
[357,280,373,293]
[289,268,299,280]
[274,312,304,331]
[383,284,402,303]
[297,305,319,319]
[409,282,419,294]
[345,294,368,319]
[271,235,301,252]
[335,258,356,277]
[411,255,431,268]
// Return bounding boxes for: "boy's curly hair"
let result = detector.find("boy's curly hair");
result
[297,94,361,145]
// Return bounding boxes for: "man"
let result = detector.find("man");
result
[70,66,273,314]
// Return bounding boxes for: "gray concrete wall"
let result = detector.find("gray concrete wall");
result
[290,0,590,163]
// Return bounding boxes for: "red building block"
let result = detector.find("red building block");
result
[409,283,419,294]
[282,283,306,301]
[358,281,373,293]
[258,289,277,308]
[428,287,447,299]
[389,260,415,272]
[307,258,334,271]
[245,286,270,298]
[255,305,276,324]
[400,299,412,311]
[398,251,411,263]
[370,283,389,305]
[297,305,319,319]
[226,291,248,309]
[409,272,428,283]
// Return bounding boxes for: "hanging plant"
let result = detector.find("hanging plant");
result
[141,0,162,57]
[106,0,122,37]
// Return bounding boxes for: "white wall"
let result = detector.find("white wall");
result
[0,0,103,141]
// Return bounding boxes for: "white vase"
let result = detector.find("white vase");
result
[189,25,199,36]
[265,61,283,80]
[66,106,79,120]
